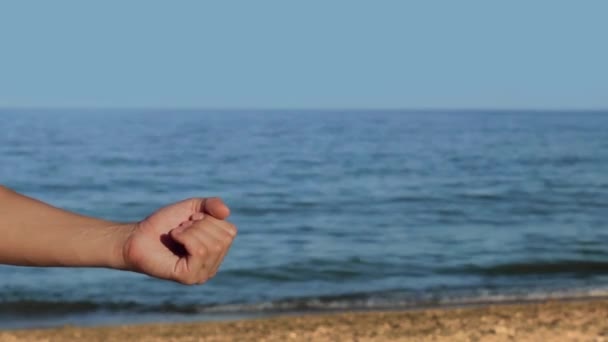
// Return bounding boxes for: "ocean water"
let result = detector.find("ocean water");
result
[1,109,608,328]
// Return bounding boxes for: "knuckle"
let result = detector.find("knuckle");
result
[221,234,233,246]
[194,245,208,257]
[222,222,237,237]
[211,243,223,254]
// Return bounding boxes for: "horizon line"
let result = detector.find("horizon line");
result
[1,106,607,113]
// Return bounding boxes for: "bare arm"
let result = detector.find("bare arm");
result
[0,185,129,268]
[0,185,237,285]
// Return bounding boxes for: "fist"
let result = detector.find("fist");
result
[121,198,237,285]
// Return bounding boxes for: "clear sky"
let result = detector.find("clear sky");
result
[0,1,607,109]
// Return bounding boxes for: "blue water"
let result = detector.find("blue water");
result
[1,109,608,328]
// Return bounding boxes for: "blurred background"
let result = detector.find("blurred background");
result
[1,1,607,329]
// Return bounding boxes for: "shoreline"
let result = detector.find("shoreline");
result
[5,292,608,330]
[3,298,608,341]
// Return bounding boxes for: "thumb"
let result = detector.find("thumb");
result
[194,197,230,220]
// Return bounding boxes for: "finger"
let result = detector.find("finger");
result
[202,216,238,238]
[170,226,209,284]
[202,220,236,276]
[190,212,205,221]
[189,222,225,276]
[209,237,233,278]
[199,221,233,275]
[204,198,231,219]
[178,220,195,228]
[192,197,230,220]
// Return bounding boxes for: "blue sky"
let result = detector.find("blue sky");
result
[0,1,607,109]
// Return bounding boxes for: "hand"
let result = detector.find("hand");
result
[121,198,237,284]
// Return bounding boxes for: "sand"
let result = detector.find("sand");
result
[2,299,608,341]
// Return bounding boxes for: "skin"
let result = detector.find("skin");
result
[0,185,237,285]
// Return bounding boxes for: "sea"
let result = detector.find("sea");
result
[0,109,607,328]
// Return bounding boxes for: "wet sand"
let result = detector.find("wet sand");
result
[2,299,608,341]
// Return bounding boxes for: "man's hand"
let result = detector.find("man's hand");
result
[0,187,236,281]
[121,198,237,285]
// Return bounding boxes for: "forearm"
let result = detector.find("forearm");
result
[0,185,133,269]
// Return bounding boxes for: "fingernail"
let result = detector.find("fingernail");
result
[191,213,205,221]
[180,220,194,228]
[173,225,186,235]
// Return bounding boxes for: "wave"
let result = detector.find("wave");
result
[446,260,608,276]
[220,258,608,282]
[5,285,608,318]
[0,300,202,317]
[217,258,427,282]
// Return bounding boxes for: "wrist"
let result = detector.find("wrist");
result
[108,222,137,271]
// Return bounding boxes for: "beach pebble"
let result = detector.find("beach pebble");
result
[491,325,513,335]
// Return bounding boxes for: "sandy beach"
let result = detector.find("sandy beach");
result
[2,299,608,341]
